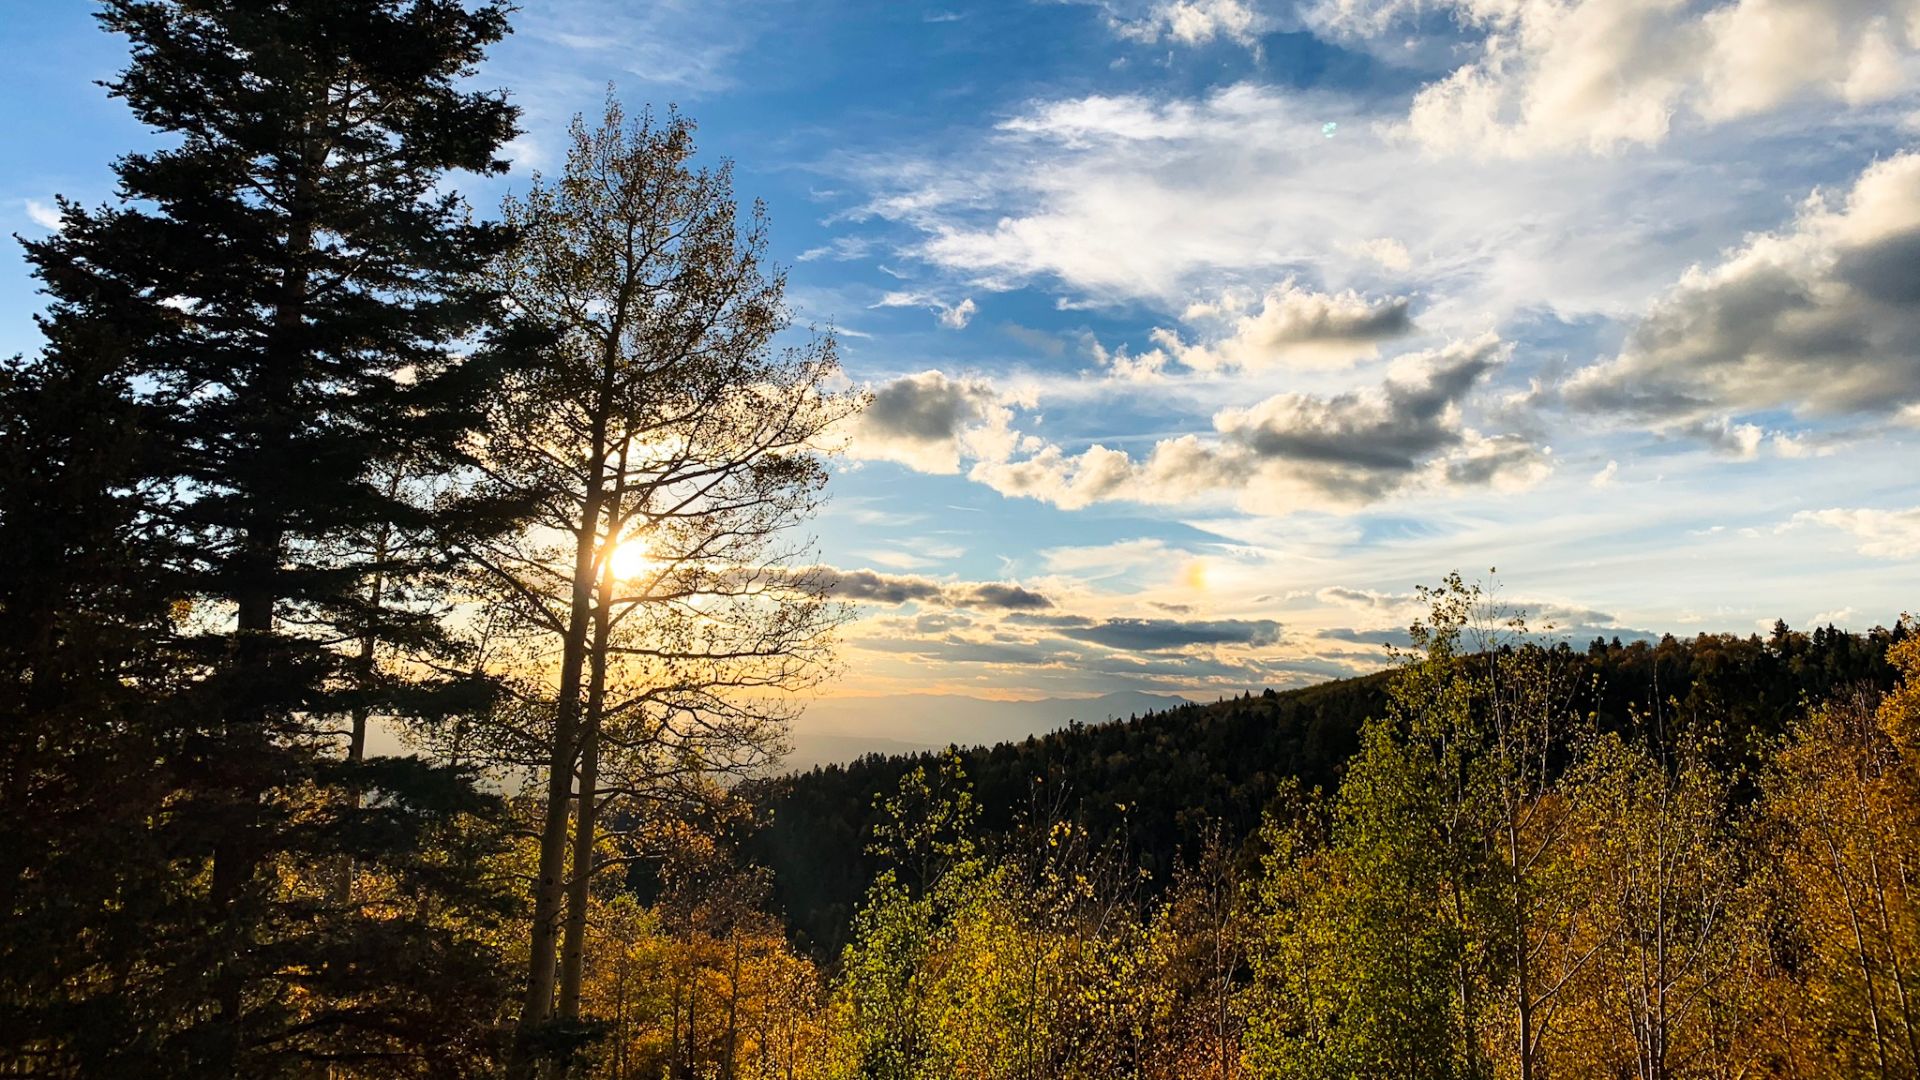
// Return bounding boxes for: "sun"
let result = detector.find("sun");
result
[607,538,657,580]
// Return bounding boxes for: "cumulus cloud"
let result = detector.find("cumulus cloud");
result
[846,370,1017,473]
[1564,152,1920,432]
[1161,282,1416,371]
[1440,432,1557,491]
[1217,334,1505,480]
[1791,506,1920,557]
[1090,338,1174,383]
[969,333,1551,510]
[1331,0,1920,157]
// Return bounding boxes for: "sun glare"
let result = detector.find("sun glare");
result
[607,538,656,580]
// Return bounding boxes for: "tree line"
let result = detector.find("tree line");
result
[749,617,1901,954]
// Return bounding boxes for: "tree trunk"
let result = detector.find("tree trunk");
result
[1510,815,1534,1080]
[207,562,279,1075]
[515,239,637,1077]
[723,934,742,1080]
[557,556,615,1023]
[331,517,391,908]
[515,350,622,1076]
[516,518,598,1055]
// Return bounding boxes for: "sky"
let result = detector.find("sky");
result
[4,0,1920,717]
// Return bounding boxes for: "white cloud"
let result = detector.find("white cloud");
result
[1811,606,1861,625]
[798,235,878,262]
[23,199,62,231]
[938,296,978,329]
[872,290,978,329]
[1090,338,1174,383]
[850,81,1816,320]
[845,370,1017,473]
[1159,281,1416,371]
[1591,459,1619,487]
[1769,430,1840,458]
[1042,538,1179,577]
[1114,0,1270,46]
[1564,152,1920,430]
[512,1,765,94]
[1345,0,1920,157]
[969,333,1551,511]
[1792,506,1920,557]
[1347,236,1413,271]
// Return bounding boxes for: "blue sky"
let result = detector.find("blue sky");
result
[6,0,1920,710]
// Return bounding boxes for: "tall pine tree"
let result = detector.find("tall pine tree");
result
[8,2,532,1074]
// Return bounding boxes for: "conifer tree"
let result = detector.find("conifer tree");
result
[0,324,192,1072]
[9,2,531,1073]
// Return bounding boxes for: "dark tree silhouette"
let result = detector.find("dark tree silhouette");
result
[5,2,533,1074]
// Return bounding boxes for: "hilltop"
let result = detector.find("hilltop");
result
[745,623,1904,952]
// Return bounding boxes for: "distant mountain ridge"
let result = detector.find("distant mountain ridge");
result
[782,690,1195,771]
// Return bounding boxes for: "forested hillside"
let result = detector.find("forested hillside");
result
[749,620,1903,952]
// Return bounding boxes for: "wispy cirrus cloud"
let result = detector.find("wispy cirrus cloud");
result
[870,290,978,329]
[509,0,780,95]
[837,80,1883,329]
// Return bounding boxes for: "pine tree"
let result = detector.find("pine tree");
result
[9,2,531,1073]
[0,319,195,1072]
